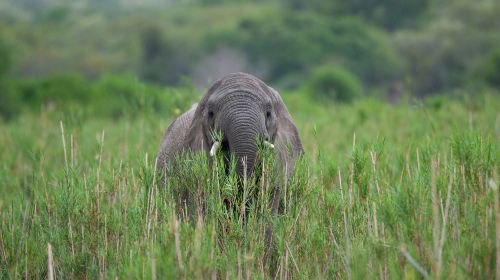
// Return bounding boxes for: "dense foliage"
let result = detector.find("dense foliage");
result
[206,13,401,85]
[1,0,499,98]
[0,74,198,120]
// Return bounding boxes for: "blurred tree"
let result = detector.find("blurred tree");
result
[483,49,500,88]
[0,82,18,120]
[344,0,430,30]
[140,26,191,85]
[393,0,500,95]
[39,5,70,23]
[5,0,53,15]
[282,0,430,30]
[0,34,19,120]
[283,0,343,14]
[206,12,402,87]
[2,0,498,97]
[0,36,13,78]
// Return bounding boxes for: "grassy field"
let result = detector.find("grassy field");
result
[0,90,499,279]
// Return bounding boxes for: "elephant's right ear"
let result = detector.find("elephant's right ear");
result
[264,85,304,174]
[185,79,223,153]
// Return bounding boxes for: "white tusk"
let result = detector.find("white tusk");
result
[210,141,221,157]
[263,141,275,149]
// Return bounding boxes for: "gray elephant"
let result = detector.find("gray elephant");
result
[156,72,303,217]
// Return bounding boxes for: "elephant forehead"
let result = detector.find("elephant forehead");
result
[210,89,269,106]
[217,72,267,91]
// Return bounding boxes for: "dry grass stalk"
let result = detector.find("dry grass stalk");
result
[370,150,380,196]
[151,254,157,280]
[373,202,379,239]
[68,216,75,259]
[97,130,105,177]
[59,121,68,172]
[286,241,300,275]
[237,249,243,280]
[405,148,412,180]
[245,253,252,280]
[172,211,185,271]
[211,224,217,280]
[240,157,248,224]
[104,216,108,261]
[285,162,289,215]
[349,133,355,207]
[431,158,441,278]
[438,167,455,269]
[260,157,266,217]
[338,168,352,279]
[146,157,158,239]
[70,134,74,168]
[47,243,55,280]
[0,220,8,265]
[400,245,431,280]
[416,148,421,172]
[192,213,204,277]
[490,170,500,280]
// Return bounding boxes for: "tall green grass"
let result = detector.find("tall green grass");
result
[0,92,498,278]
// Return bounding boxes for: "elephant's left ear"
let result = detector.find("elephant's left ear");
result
[185,78,223,153]
[265,86,304,171]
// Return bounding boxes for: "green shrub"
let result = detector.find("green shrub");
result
[16,74,94,108]
[0,80,20,120]
[483,48,500,88]
[94,75,158,119]
[0,36,13,78]
[2,74,200,121]
[0,34,18,120]
[93,74,198,119]
[306,65,363,103]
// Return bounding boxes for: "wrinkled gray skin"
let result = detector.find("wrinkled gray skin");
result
[156,72,303,216]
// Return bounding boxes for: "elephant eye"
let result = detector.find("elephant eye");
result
[208,111,214,119]
[266,111,271,119]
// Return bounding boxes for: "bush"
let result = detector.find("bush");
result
[306,65,363,103]
[15,74,94,108]
[95,75,156,119]
[0,81,20,120]
[0,36,13,78]
[483,48,500,88]
[93,74,184,119]
[0,34,17,120]
[1,73,200,121]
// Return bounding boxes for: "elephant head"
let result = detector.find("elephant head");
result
[185,72,303,178]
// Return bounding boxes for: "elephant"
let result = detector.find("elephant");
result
[156,72,303,220]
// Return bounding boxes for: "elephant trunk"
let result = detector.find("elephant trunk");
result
[231,131,259,178]
[221,104,264,178]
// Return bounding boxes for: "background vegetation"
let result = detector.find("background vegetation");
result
[0,0,499,279]
[0,0,499,112]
